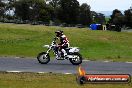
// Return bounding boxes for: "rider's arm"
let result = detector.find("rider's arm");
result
[61,36,69,46]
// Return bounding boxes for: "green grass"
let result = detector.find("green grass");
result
[0,72,131,88]
[0,23,132,61]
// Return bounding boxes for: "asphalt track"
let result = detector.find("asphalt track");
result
[0,57,132,75]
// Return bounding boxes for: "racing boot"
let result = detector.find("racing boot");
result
[62,49,68,59]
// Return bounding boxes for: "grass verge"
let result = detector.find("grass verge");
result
[0,23,132,61]
[0,72,131,88]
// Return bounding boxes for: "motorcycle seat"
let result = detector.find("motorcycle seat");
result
[65,48,71,50]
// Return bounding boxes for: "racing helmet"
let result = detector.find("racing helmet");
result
[55,30,63,37]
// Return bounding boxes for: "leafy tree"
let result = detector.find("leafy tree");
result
[0,0,6,19]
[28,0,48,21]
[78,3,92,25]
[96,13,105,24]
[110,9,123,24]
[48,0,59,9]
[48,0,60,21]
[58,0,80,24]
[91,11,105,24]
[109,9,124,32]
[14,0,52,22]
[124,8,132,27]
[4,0,16,20]
[14,0,30,20]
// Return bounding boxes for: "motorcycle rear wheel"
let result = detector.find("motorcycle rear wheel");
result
[69,52,82,65]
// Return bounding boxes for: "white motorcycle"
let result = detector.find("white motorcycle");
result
[37,37,82,65]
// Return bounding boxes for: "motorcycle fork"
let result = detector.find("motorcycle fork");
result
[46,48,51,55]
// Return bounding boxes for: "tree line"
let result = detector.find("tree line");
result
[107,8,132,31]
[0,0,105,26]
[0,0,131,29]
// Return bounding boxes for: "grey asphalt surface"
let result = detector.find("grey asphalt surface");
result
[0,57,132,75]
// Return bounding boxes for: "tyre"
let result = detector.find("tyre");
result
[69,52,82,65]
[37,52,50,64]
[76,76,86,85]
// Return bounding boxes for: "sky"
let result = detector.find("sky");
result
[77,0,132,11]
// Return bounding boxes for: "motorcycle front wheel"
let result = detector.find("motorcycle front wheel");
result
[37,52,50,64]
[69,52,82,65]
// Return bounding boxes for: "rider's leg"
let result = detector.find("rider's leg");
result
[55,46,61,59]
[61,44,68,57]
[58,46,62,57]
[54,46,59,55]
[61,49,67,56]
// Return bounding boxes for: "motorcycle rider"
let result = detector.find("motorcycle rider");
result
[55,30,69,59]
